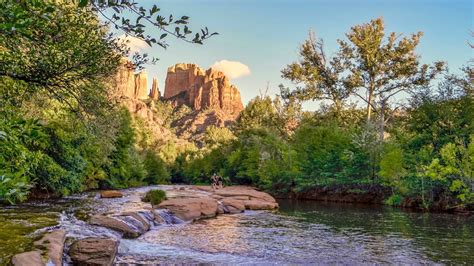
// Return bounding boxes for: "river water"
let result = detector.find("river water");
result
[1,186,473,265]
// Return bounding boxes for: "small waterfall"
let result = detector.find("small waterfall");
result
[57,211,121,239]
[153,209,184,225]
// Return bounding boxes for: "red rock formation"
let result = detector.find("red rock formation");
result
[111,59,136,99]
[164,63,244,117]
[149,78,160,100]
[110,59,150,100]
[134,71,149,99]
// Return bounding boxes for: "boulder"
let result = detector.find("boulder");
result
[100,190,123,198]
[68,238,118,266]
[90,215,141,238]
[221,198,246,214]
[157,197,218,221]
[34,230,66,266]
[11,251,43,266]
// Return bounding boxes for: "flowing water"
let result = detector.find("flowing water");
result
[0,186,473,265]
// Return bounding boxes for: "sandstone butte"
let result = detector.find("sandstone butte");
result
[109,60,245,143]
[164,63,244,118]
[110,60,244,120]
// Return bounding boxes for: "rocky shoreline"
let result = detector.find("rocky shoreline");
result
[11,186,278,266]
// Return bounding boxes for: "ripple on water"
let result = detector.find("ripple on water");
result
[115,210,438,264]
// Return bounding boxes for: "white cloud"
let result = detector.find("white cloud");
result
[211,60,251,79]
[117,34,149,53]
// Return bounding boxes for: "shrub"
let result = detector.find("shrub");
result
[385,194,403,206]
[143,189,167,205]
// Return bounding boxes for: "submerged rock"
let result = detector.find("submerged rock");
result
[100,190,123,198]
[68,237,118,266]
[34,230,66,266]
[11,251,43,266]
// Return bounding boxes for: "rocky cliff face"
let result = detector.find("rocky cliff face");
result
[164,63,244,118]
[109,60,175,143]
[110,59,155,100]
[149,78,160,100]
[110,60,244,145]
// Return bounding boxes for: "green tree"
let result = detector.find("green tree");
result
[421,137,474,204]
[104,108,145,188]
[143,151,169,185]
[339,17,445,139]
[379,145,406,205]
[281,30,352,115]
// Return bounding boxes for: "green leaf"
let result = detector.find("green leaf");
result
[78,0,88,7]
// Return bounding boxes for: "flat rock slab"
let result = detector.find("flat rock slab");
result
[34,230,66,266]
[214,186,277,203]
[244,199,279,210]
[100,190,123,198]
[69,237,118,266]
[11,251,43,266]
[158,197,218,221]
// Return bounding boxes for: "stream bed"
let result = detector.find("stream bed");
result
[1,186,473,265]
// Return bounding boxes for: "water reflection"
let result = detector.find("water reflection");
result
[118,200,473,264]
[278,200,474,264]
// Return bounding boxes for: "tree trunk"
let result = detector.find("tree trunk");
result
[366,92,373,122]
[379,97,386,141]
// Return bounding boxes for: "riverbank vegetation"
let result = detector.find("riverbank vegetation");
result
[1,3,472,211]
[175,19,473,211]
[0,1,211,204]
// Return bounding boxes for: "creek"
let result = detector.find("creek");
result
[1,186,473,265]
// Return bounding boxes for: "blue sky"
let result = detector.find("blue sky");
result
[123,0,473,109]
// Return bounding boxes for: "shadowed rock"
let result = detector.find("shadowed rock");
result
[68,238,118,266]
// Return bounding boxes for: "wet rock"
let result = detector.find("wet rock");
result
[152,210,166,224]
[120,212,151,231]
[90,215,141,238]
[100,190,123,198]
[221,198,246,213]
[158,197,218,221]
[34,230,66,266]
[217,203,226,214]
[11,251,43,266]
[68,237,118,266]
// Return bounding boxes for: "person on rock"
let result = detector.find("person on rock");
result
[211,173,223,190]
